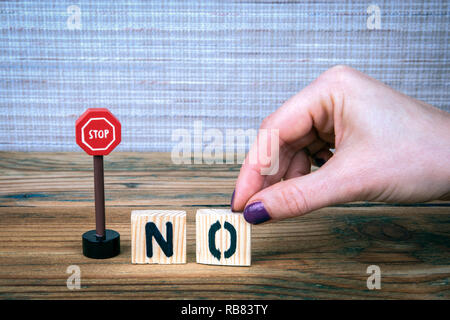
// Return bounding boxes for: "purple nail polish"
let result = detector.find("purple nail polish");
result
[230,189,236,211]
[243,202,271,225]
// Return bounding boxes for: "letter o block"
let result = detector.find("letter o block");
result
[196,209,251,266]
[131,210,186,264]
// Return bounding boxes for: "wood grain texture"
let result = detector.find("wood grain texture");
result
[0,152,449,299]
[196,209,251,266]
[131,210,186,264]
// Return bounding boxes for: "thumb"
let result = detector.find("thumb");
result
[242,158,360,224]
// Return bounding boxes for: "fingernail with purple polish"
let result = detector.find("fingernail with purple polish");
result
[243,202,271,225]
[230,189,235,211]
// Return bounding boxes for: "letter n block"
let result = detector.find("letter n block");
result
[196,209,251,266]
[131,210,186,264]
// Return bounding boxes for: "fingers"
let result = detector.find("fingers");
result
[261,131,318,188]
[283,146,333,181]
[242,155,358,224]
[232,69,344,212]
[305,138,327,156]
[283,150,311,180]
[311,148,334,167]
[232,128,317,211]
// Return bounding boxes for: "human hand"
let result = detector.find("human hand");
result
[231,65,450,224]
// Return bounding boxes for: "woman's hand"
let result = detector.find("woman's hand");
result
[231,65,450,224]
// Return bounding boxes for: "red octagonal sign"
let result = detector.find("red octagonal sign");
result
[76,108,121,156]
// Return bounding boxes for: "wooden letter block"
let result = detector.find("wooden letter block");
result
[131,210,186,264]
[196,209,251,266]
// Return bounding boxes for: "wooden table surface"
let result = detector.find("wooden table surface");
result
[0,152,449,300]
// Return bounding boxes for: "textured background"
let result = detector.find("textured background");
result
[0,1,448,152]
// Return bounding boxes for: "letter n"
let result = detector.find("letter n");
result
[131,210,186,264]
[146,222,173,258]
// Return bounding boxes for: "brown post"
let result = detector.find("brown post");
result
[93,155,106,238]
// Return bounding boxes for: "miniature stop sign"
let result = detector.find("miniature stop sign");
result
[75,108,121,156]
[75,108,121,259]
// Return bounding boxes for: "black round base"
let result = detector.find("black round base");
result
[82,229,120,259]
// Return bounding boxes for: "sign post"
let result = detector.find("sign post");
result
[76,108,121,259]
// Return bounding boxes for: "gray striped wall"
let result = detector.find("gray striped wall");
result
[0,1,448,152]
